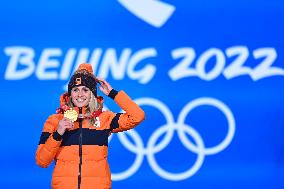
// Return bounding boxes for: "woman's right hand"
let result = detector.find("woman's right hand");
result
[57,118,74,135]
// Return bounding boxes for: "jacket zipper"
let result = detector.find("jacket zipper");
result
[78,107,83,189]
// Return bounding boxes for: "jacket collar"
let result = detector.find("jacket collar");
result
[72,106,88,114]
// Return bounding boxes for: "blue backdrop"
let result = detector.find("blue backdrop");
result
[1,0,284,188]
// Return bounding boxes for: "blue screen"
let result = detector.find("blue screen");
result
[0,0,284,188]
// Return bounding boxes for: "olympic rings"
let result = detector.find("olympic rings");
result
[107,97,236,181]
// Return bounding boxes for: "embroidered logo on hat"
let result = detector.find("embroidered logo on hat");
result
[75,77,82,85]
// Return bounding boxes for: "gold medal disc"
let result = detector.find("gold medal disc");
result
[64,109,78,122]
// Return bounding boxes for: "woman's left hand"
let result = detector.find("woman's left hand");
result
[96,77,113,96]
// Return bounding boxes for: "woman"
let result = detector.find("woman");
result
[35,63,145,189]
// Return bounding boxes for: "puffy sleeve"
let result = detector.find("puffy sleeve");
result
[35,114,63,168]
[108,90,145,133]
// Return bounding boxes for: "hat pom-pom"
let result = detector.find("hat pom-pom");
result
[78,63,93,74]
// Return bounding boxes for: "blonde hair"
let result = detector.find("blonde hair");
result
[88,92,102,113]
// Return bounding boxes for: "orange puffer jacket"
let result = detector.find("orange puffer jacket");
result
[35,90,145,189]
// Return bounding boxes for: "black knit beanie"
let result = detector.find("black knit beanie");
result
[68,63,97,97]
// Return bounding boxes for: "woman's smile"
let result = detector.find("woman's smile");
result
[71,86,91,107]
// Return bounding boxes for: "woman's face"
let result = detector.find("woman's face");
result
[71,86,91,107]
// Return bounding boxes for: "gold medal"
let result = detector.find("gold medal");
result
[64,109,78,122]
